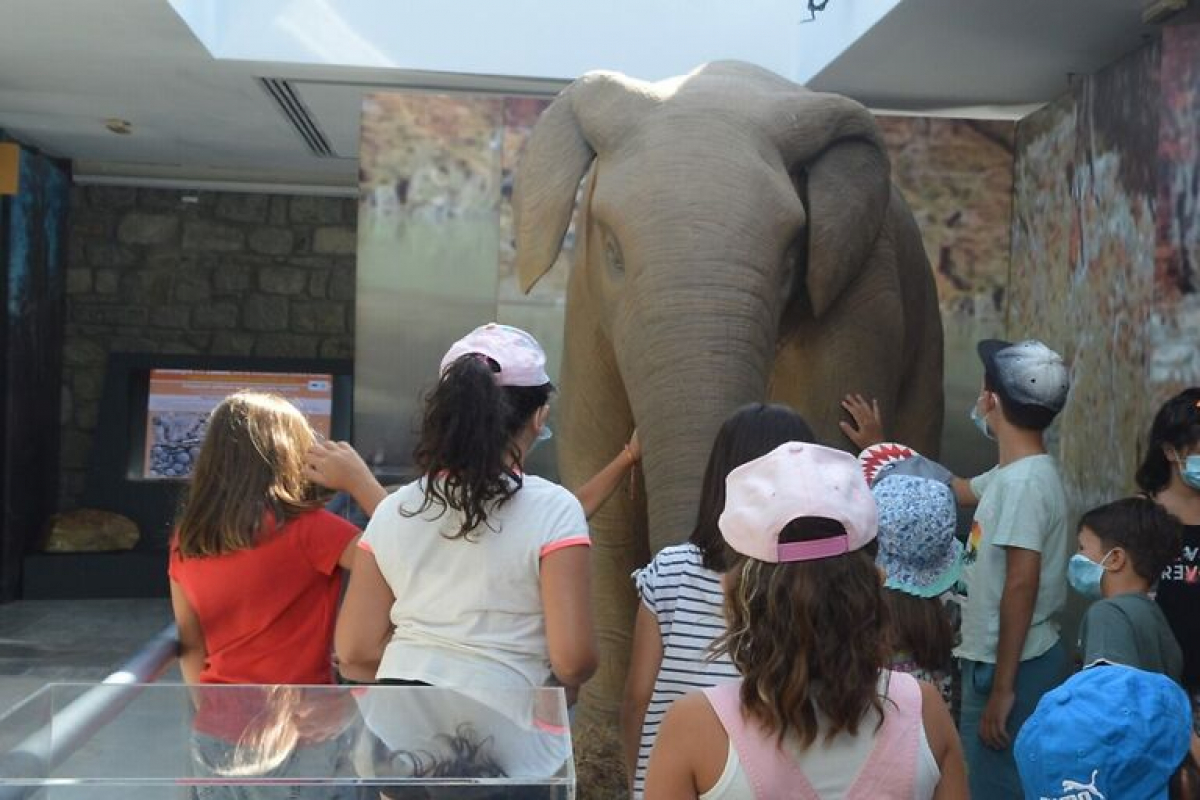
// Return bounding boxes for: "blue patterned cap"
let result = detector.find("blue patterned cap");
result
[872,475,961,598]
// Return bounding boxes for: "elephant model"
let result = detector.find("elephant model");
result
[513,61,944,720]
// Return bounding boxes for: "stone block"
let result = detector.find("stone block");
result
[87,186,137,209]
[328,267,355,301]
[73,368,104,401]
[44,509,140,552]
[94,269,119,295]
[291,301,346,334]
[86,242,139,268]
[248,227,295,256]
[182,220,245,252]
[269,196,289,226]
[121,270,173,304]
[214,263,252,294]
[290,195,343,225]
[174,274,212,303]
[243,294,289,331]
[63,338,106,367]
[140,189,205,210]
[150,305,192,329]
[193,302,239,329]
[319,337,354,359]
[313,226,356,255]
[156,338,201,354]
[260,265,307,295]
[76,402,98,431]
[73,304,149,327]
[60,430,93,470]
[66,268,92,294]
[215,193,269,223]
[109,334,159,352]
[212,331,256,355]
[117,212,180,245]
[255,333,319,358]
[307,270,330,298]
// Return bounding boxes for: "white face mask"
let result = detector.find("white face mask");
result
[970,394,995,441]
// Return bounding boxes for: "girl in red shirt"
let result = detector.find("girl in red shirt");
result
[169,393,360,797]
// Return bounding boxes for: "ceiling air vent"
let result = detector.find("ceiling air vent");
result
[259,78,335,157]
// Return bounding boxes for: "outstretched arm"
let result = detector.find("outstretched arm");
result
[306,440,388,517]
[574,431,640,520]
[840,393,977,505]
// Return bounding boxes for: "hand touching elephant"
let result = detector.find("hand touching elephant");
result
[512,61,944,721]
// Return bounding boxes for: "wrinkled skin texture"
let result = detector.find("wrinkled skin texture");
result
[513,62,943,722]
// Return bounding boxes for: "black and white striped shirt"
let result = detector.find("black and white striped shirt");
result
[633,543,739,799]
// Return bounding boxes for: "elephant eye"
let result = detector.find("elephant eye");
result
[603,230,625,276]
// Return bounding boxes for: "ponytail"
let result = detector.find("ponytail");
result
[405,355,551,539]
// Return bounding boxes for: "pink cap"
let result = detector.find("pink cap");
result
[440,323,550,387]
[719,442,878,563]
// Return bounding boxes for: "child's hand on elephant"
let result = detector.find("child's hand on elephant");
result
[839,394,884,450]
[626,430,641,465]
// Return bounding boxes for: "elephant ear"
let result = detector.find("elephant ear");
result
[771,92,892,318]
[513,71,655,293]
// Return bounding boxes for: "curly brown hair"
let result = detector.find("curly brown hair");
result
[715,517,890,748]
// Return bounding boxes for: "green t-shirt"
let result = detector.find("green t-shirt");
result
[954,454,1069,663]
[1078,593,1183,682]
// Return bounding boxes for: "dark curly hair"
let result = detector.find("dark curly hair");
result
[716,517,888,748]
[1078,496,1183,583]
[403,355,551,540]
[1136,388,1200,496]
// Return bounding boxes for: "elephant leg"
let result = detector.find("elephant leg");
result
[556,285,647,726]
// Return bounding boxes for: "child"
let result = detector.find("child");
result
[333,323,598,694]
[1136,389,1200,697]
[645,442,966,799]
[169,391,360,688]
[871,473,962,709]
[1071,496,1184,680]
[168,392,361,795]
[844,338,1072,800]
[1015,666,1196,799]
[620,403,815,799]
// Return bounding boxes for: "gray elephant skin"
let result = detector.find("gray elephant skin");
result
[513,61,944,721]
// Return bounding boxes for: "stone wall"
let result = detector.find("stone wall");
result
[61,186,356,509]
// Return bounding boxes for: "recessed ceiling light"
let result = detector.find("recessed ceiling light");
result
[104,118,133,135]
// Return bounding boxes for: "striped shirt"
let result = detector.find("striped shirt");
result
[633,543,739,799]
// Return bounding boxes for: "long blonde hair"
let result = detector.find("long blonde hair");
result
[175,392,324,557]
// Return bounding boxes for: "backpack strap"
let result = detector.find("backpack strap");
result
[702,681,820,800]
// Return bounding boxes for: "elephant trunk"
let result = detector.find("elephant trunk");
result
[617,279,777,553]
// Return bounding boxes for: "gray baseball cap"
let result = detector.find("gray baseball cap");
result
[978,339,1069,419]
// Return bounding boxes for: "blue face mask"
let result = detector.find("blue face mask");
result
[970,402,995,441]
[529,424,552,455]
[1180,454,1200,491]
[1068,550,1113,600]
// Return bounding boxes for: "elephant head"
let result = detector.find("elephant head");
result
[513,62,898,556]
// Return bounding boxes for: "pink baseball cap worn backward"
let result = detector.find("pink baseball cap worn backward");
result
[440,323,550,388]
[719,442,878,563]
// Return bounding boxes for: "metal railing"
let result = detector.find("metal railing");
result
[0,623,180,800]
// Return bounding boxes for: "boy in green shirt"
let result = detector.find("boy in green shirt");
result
[1072,496,1184,680]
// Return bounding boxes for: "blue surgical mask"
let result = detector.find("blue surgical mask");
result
[1180,454,1200,491]
[529,424,552,454]
[1068,550,1113,600]
[969,402,995,441]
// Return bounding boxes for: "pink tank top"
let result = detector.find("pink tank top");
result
[702,671,922,800]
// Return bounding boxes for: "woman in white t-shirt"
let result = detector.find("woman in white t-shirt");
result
[332,323,597,694]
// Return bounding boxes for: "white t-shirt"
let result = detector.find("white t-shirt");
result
[362,474,589,688]
[954,454,1069,663]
